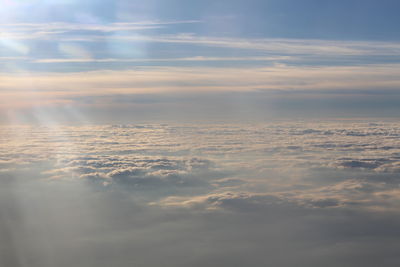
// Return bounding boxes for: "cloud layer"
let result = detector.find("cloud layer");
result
[2,121,400,266]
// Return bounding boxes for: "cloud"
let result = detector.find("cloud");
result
[32,56,294,63]
[122,35,400,56]
[78,158,221,195]
[2,122,400,210]
[2,63,400,110]
[2,122,400,266]
[3,22,400,57]
[0,21,201,39]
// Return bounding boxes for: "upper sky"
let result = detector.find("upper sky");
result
[1,0,400,124]
[2,0,400,40]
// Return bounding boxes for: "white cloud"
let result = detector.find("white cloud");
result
[2,122,400,209]
[1,63,400,109]
[2,122,400,266]
[0,20,200,39]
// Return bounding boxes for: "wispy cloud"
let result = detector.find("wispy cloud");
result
[2,21,400,58]
[1,63,400,108]
[0,20,200,39]
[32,56,294,63]
[123,35,400,56]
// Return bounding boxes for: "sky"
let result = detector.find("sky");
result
[2,1,400,267]
[1,0,400,124]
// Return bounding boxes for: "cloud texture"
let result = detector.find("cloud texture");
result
[2,122,400,266]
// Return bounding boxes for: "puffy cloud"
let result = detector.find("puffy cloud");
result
[2,122,400,266]
[80,158,220,196]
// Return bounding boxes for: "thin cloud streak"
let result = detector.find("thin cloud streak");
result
[1,63,400,94]
[32,56,294,63]
[2,21,400,57]
[0,20,201,33]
